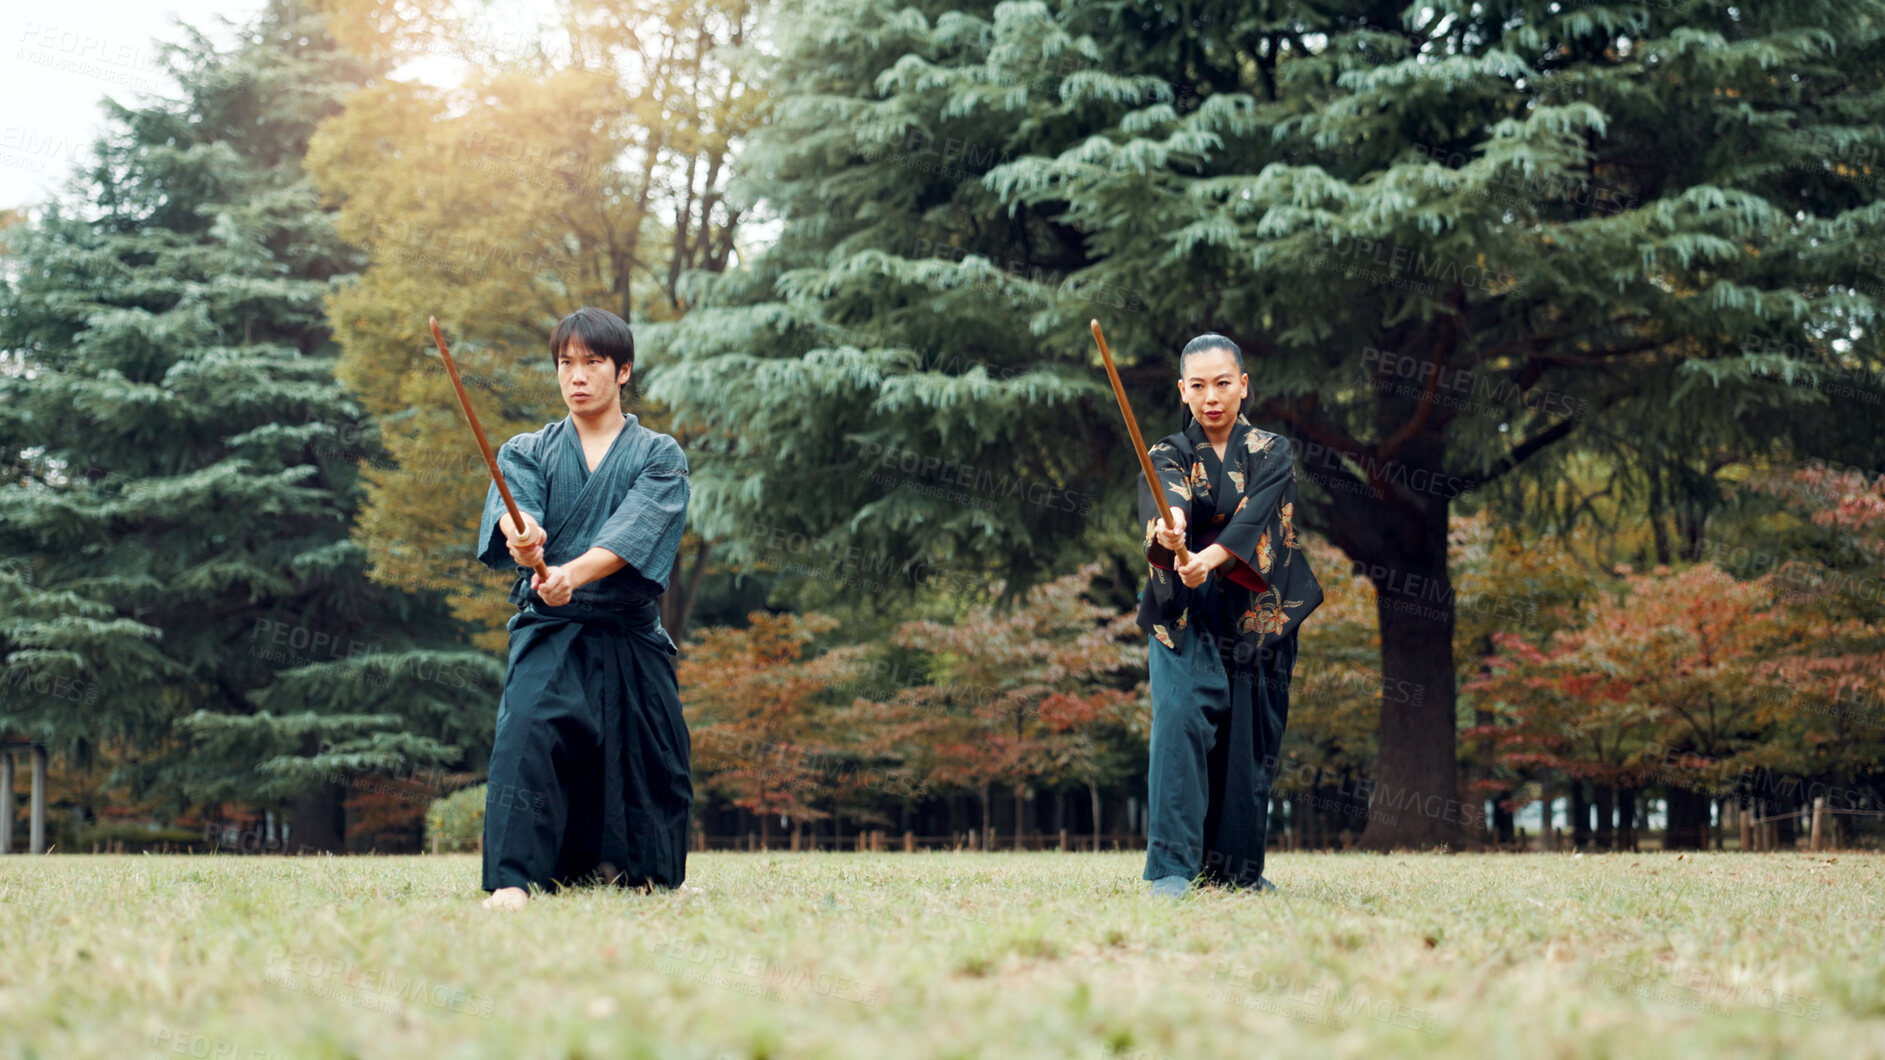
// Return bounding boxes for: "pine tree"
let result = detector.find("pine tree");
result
[647,0,1885,848]
[0,1,499,849]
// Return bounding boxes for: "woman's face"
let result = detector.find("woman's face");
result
[1177,348,1248,430]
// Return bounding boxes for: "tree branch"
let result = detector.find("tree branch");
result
[1454,415,1582,492]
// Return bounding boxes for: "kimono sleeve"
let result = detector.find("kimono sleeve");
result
[589,435,690,589]
[1136,439,1194,622]
[476,437,548,571]
[1136,440,1194,572]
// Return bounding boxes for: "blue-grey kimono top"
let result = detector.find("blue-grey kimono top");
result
[475,413,689,611]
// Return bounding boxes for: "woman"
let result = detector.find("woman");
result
[1137,333,1323,896]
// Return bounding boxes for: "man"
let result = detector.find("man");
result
[475,306,693,910]
[1138,333,1323,898]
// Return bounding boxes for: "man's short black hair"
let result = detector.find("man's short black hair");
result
[550,307,635,371]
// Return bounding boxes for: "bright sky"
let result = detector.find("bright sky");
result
[0,1,774,257]
[0,0,271,210]
[0,0,592,211]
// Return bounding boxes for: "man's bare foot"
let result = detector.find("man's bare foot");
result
[482,887,528,911]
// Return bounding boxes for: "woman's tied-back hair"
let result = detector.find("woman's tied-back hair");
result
[1180,332,1243,375]
[1178,332,1252,428]
[550,307,636,372]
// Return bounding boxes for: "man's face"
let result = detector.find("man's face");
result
[556,338,631,416]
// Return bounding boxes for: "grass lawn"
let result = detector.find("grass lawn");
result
[3,851,1881,1059]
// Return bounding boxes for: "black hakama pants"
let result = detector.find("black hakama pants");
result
[1143,573,1297,888]
[481,599,693,893]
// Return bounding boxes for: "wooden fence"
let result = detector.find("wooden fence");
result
[1737,796,1885,852]
[698,798,1885,854]
[694,830,1150,853]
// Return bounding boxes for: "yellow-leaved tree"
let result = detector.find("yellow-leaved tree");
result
[306,0,759,648]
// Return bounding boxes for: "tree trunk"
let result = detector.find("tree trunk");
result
[1571,779,1590,850]
[288,733,346,853]
[1537,782,1554,852]
[1088,781,1101,851]
[1356,509,1468,850]
[1306,782,1321,850]
[1493,789,1514,846]
[1776,792,1798,848]
[662,539,712,643]
[979,781,991,850]
[1594,784,1616,851]
[1663,785,1709,850]
[1296,356,1474,853]
[1619,787,1640,851]
[1647,474,1673,566]
[1013,783,1027,851]
[289,782,345,853]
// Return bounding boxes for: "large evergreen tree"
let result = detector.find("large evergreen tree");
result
[0,1,499,849]
[648,0,1885,847]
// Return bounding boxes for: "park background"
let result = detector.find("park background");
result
[2,0,1884,865]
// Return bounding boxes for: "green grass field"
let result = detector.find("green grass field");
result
[3,852,1881,1059]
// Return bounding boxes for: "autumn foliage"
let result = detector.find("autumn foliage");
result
[1466,463,1885,847]
[677,565,1144,843]
[678,612,872,836]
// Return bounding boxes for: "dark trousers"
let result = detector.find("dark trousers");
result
[482,601,693,893]
[1144,576,1296,887]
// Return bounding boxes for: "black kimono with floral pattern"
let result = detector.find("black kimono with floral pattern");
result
[1133,412,1324,887]
[1136,414,1324,665]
